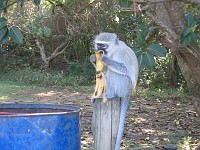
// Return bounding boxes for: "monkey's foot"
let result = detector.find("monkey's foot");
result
[91,95,103,103]
[91,98,95,103]
[91,94,108,103]
[106,96,119,101]
[102,98,108,103]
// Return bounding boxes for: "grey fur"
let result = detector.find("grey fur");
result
[93,32,139,150]
[95,32,118,43]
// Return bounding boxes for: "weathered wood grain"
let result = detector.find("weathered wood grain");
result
[92,98,120,150]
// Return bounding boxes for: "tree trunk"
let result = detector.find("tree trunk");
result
[35,39,51,68]
[35,39,69,69]
[153,1,200,115]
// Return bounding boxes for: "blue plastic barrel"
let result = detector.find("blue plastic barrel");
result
[0,103,81,150]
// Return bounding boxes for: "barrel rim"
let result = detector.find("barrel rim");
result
[0,103,80,117]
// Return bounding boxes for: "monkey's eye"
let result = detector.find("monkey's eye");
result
[102,44,108,49]
[97,43,108,50]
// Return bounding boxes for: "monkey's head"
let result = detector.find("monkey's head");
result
[94,32,119,55]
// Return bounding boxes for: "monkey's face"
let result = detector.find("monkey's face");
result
[97,43,108,51]
[94,42,108,55]
[94,32,119,55]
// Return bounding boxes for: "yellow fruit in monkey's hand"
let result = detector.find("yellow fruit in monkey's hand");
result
[94,73,105,99]
[95,50,104,72]
[93,50,107,102]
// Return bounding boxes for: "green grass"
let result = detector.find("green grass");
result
[0,66,189,101]
[134,87,189,101]
[0,67,94,102]
[0,66,94,87]
[3,69,183,102]
[0,81,33,102]
[167,132,195,150]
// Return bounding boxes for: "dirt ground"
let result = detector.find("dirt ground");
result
[2,86,200,150]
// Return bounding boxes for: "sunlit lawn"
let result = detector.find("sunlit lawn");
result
[0,81,33,101]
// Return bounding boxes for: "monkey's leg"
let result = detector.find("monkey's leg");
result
[104,79,116,99]
[91,95,104,103]
[114,96,130,150]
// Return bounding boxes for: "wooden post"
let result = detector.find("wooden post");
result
[92,98,120,150]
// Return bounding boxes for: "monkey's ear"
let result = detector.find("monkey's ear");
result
[113,33,119,45]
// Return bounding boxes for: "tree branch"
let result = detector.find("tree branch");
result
[179,0,200,6]
[1,0,18,10]
[78,0,98,13]
[145,11,179,40]
[36,39,70,67]
[130,0,200,5]
[52,41,69,55]
[49,46,68,61]
[148,0,200,5]
[145,11,200,58]
[145,11,200,62]
[35,39,47,64]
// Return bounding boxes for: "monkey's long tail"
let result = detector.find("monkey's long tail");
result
[114,96,130,150]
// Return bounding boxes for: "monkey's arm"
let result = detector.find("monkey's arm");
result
[100,54,128,75]
[90,54,108,72]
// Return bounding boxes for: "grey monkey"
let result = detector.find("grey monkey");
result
[90,32,138,150]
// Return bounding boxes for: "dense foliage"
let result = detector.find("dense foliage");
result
[1,0,198,90]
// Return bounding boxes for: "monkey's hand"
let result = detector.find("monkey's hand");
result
[90,54,96,63]
[90,53,105,72]
[95,51,105,72]
[100,54,109,64]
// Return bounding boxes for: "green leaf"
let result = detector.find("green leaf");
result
[137,52,145,70]
[185,13,196,27]
[119,0,132,7]
[149,27,156,32]
[136,52,156,70]
[9,26,23,44]
[190,20,197,28]
[43,26,52,37]
[136,24,149,47]
[143,52,155,69]
[33,0,41,6]
[57,0,65,4]
[20,0,25,7]
[140,24,148,37]
[180,33,191,46]
[147,44,167,57]
[0,26,8,40]
[182,27,192,36]
[34,16,42,24]
[136,32,145,47]
[0,30,9,44]
[32,27,38,34]
[38,28,43,37]
[191,32,198,43]
[0,0,6,10]
[57,35,65,41]
[0,17,7,29]
[132,47,141,55]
